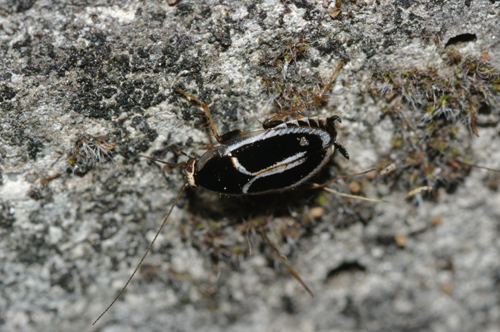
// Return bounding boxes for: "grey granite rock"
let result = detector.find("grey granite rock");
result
[1,1,499,331]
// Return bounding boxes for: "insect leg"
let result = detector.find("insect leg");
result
[259,225,313,297]
[173,88,222,143]
[264,60,344,125]
[309,168,378,189]
[334,142,350,160]
[211,235,221,280]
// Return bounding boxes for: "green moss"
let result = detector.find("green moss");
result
[257,37,327,114]
[371,51,499,193]
[315,193,327,206]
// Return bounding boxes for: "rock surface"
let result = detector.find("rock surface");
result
[1,1,499,331]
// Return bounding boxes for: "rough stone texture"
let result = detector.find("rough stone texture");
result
[1,1,499,331]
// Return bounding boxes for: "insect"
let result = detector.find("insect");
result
[183,107,349,195]
[94,61,347,324]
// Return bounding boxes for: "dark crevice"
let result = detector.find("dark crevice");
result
[326,261,367,281]
[445,33,477,48]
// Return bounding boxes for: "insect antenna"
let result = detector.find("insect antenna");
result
[93,183,189,325]
[138,154,187,168]
[169,145,193,159]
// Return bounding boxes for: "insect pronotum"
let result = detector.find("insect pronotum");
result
[93,60,347,324]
